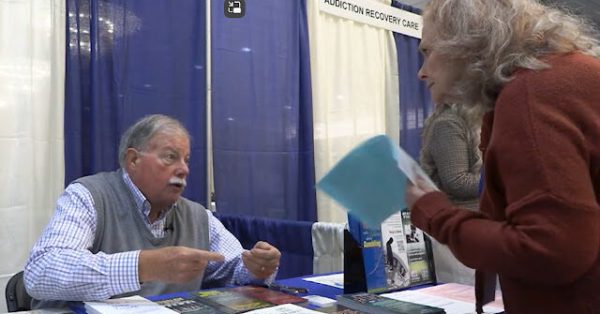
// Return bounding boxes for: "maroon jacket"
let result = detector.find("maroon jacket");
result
[412,53,600,313]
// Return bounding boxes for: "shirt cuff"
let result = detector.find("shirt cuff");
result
[234,265,256,286]
[411,191,453,234]
[107,250,141,296]
[264,267,278,285]
[235,265,278,286]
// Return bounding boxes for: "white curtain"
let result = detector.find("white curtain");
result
[307,0,399,223]
[312,222,346,274]
[0,0,65,307]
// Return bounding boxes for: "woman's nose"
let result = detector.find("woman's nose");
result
[417,66,427,81]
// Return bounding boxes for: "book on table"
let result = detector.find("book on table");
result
[155,295,220,314]
[154,285,307,314]
[336,292,446,314]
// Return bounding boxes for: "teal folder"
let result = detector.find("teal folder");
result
[317,135,422,228]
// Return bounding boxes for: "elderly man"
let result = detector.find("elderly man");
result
[25,114,281,308]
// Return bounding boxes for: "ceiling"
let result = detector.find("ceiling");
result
[399,0,600,29]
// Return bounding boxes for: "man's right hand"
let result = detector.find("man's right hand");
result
[138,246,224,283]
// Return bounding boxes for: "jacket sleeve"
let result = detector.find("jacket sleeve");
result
[411,70,600,286]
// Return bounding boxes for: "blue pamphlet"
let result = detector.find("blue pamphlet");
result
[317,135,435,228]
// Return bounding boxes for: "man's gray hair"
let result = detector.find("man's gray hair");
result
[118,114,190,168]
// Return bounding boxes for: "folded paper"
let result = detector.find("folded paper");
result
[317,135,435,228]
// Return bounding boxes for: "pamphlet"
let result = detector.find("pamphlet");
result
[84,295,178,314]
[317,135,436,228]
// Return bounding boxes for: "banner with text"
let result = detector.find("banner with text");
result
[319,0,422,39]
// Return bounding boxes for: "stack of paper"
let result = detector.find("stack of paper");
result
[382,283,504,314]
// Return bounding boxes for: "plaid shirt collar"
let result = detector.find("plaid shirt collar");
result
[121,169,176,224]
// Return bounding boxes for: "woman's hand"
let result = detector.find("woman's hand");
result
[406,176,438,209]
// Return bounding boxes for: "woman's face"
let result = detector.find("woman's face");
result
[417,24,465,105]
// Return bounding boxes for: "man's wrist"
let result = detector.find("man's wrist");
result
[108,250,141,296]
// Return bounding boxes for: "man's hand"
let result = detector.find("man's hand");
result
[138,246,224,283]
[242,241,281,279]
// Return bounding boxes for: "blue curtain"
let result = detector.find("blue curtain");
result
[65,0,208,205]
[211,0,317,221]
[215,213,314,280]
[392,1,434,159]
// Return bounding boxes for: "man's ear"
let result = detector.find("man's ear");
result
[124,148,140,171]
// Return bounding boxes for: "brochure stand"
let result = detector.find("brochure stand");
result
[343,229,367,294]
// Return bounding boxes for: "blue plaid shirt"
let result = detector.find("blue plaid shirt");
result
[24,171,267,301]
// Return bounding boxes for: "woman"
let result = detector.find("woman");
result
[420,103,483,286]
[406,0,600,313]
[420,103,482,210]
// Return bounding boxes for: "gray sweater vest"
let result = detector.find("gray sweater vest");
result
[34,170,210,309]
[81,170,210,296]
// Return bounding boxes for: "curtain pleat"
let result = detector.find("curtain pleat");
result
[211,0,317,221]
[392,1,434,159]
[64,0,208,204]
[0,0,65,305]
[308,0,399,223]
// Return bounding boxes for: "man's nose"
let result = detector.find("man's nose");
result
[176,159,189,177]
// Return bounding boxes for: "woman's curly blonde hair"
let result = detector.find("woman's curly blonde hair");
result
[423,0,600,110]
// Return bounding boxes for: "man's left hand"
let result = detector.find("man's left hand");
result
[242,241,281,279]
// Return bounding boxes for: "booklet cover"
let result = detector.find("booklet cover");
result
[193,288,274,314]
[155,295,220,314]
[154,286,306,314]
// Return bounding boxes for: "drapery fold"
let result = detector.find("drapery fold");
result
[215,213,314,280]
[308,0,399,223]
[4,1,437,297]
[62,0,429,224]
[392,1,433,159]
[211,0,317,221]
[64,0,208,204]
[0,0,65,305]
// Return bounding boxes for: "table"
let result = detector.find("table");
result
[274,272,343,300]
[68,272,439,313]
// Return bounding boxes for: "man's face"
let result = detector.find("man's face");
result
[127,130,190,210]
[417,24,464,105]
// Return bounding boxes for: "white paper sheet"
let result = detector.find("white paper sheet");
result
[302,273,344,288]
[383,289,504,314]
